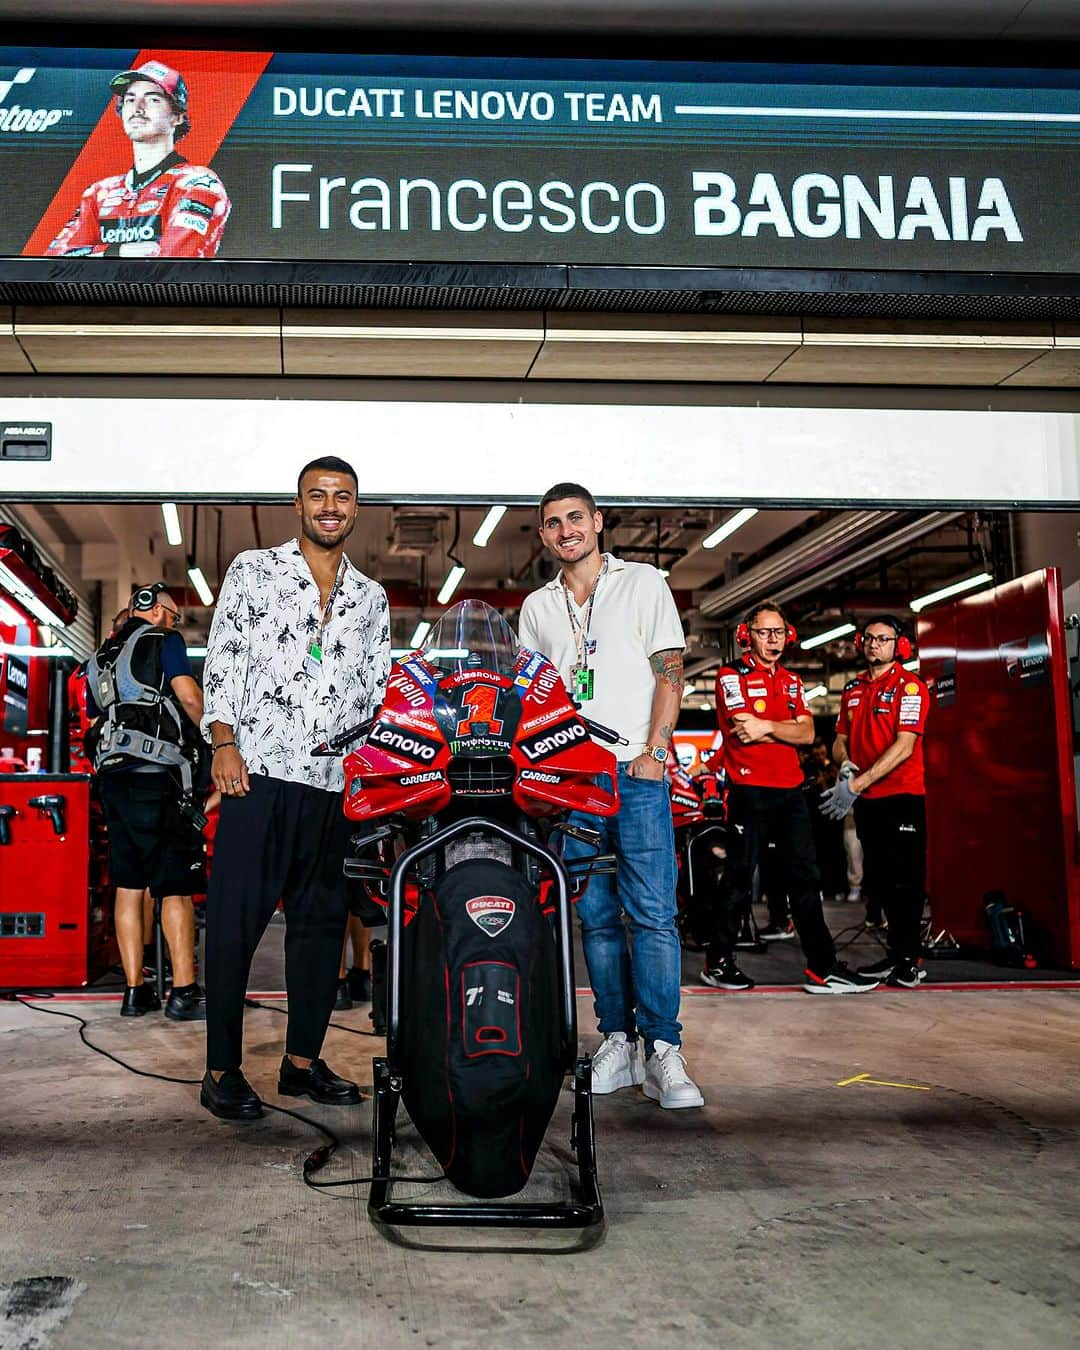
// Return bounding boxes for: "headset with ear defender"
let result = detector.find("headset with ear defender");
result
[131,581,169,613]
[735,612,798,651]
[854,615,913,662]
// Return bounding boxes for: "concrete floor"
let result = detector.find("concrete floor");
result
[1,979,1078,1349]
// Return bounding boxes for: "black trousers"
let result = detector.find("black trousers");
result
[205,774,350,1071]
[853,794,927,961]
[710,784,836,975]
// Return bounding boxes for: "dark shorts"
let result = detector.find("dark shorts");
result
[97,772,207,898]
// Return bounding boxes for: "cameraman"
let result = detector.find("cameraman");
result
[86,583,206,1019]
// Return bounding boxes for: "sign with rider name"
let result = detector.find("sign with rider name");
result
[2,46,1080,272]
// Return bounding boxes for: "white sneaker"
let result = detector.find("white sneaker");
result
[846,887,862,904]
[589,1032,645,1094]
[643,1040,705,1110]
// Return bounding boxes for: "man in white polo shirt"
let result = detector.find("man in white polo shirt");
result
[519,482,703,1110]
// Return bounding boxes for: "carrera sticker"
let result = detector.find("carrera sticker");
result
[466,896,516,937]
[520,768,562,784]
[400,770,442,786]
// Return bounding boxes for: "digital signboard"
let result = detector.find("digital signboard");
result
[2,47,1079,273]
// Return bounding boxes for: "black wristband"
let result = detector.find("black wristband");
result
[212,742,237,753]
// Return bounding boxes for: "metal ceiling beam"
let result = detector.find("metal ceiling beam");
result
[696,510,899,620]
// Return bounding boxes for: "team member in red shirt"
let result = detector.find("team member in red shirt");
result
[702,602,880,995]
[47,60,230,258]
[823,616,930,987]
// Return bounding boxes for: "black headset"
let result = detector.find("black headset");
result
[130,581,170,612]
[854,614,914,662]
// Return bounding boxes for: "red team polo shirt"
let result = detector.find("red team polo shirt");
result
[715,655,808,789]
[835,663,929,797]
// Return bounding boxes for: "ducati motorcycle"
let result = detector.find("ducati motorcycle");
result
[317,599,624,1230]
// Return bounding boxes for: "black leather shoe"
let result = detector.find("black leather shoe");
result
[277,1056,362,1105]
[200,1069,263,1121]
[332,979,352,1011]
[165,983,206,1021]
[120,983,162,1017]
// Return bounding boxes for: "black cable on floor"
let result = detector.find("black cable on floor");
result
[241,997,445,1190]
[244,995,381,1037]
[6,991,446,1194]
[6,992,340,1159]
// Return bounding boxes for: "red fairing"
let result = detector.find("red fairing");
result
[510,652,618,818]
[344,659,453,822]
[666,758,705,828]
[343,649,619,823]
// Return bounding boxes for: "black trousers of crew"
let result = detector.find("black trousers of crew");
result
[709,784,836,975]
[205,774,350,1071]
[853,794,926,962]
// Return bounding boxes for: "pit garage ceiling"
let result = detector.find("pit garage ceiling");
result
[6,497,1005,711]
[2,0,1078,40]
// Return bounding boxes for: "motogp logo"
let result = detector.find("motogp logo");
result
[465,896,515,937]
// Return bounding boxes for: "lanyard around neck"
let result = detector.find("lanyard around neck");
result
[562,556,607,668]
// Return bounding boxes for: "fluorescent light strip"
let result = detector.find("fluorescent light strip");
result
[701,507,758,550]
[800,622,855,651]
[0,560,68,627]
[187,566,215,606]
[910,572,993,613]
[472,505,507,548]
[803,684,828,701]
[408,620,432,649]
[436,564,466,606]
[161,502,183,547]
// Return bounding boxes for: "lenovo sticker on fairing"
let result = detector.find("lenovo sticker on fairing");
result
[465,896,516,937]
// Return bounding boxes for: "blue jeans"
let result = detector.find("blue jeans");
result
[564,767,683,1054]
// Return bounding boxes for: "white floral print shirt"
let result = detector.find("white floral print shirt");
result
[201,539,391,792]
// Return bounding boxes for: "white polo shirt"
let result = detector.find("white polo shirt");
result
[518,553,685,762]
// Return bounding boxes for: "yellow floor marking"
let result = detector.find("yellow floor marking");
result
[836,1071,930,1091]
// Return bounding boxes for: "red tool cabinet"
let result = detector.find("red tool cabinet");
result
[0,772,115,989]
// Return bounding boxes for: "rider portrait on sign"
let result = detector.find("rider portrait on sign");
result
[47,59,230,258]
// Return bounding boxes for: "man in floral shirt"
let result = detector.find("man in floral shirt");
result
[199,456,391,1121]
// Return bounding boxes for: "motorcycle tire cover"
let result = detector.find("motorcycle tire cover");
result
[398,858,563,1198]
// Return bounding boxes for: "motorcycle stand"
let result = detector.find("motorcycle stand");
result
[368,1055,604,1231]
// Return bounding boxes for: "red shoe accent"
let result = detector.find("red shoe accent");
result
[804,968,826,985]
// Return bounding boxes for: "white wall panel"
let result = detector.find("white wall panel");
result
[0,395,1077,505]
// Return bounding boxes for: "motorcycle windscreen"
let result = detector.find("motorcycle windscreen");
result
[421,598,520,678]
[397,858,563,1199]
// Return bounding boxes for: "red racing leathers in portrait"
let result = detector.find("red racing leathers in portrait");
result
[46,153,230,258]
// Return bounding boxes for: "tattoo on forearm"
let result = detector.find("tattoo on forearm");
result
[649,649,685,694]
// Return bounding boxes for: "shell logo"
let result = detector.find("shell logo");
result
[753,698,767,712]
[904,682,919,695]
